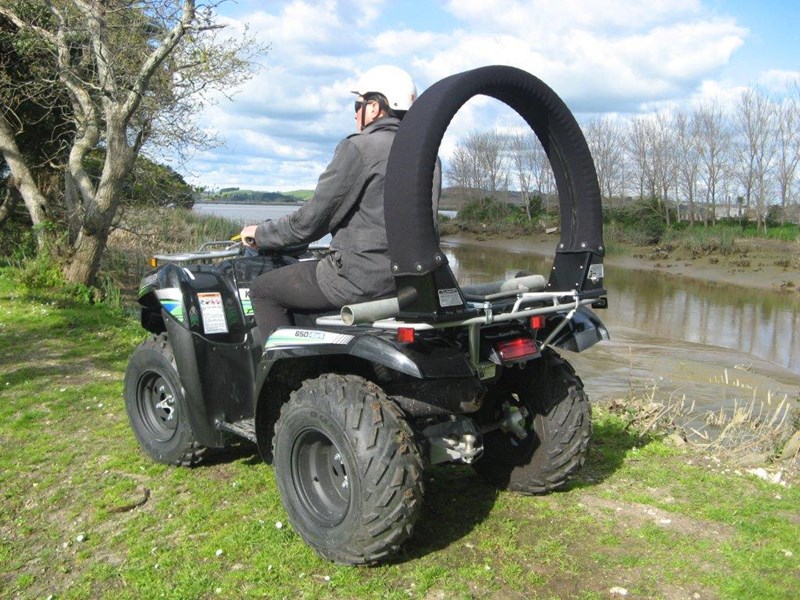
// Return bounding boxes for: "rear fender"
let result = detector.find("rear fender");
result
[253,329,477,453]
[259,327,474,381]
[547,306,610,353]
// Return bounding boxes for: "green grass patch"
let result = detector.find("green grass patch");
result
[1,268,799,599]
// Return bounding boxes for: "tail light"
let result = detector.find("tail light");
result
[495,337,539,362]
[529,315,545,330]
[396,327,416,344]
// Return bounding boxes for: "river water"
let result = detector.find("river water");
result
[195,203,800,413]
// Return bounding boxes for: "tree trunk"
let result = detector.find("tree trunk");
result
[0,182,19,227]
[64,170,82,245]
[63,228,107,285]
[63,118,135,286]
[0,114,52,248]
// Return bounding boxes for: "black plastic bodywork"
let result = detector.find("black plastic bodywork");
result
[136,251,608,449]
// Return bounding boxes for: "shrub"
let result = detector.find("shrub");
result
[0,219,37,265]
[604,198,666,245]
[12,251,102,305]
[454,196,543,234]
[457,196,512,223]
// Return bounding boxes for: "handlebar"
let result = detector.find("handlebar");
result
[149,239,329,266]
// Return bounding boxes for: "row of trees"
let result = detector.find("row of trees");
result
[447,82,800,229]
[0,0,263,285]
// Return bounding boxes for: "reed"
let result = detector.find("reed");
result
[612,362,797,470]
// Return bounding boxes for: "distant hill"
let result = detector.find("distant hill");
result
[198,189,309,204]
[284,190,315,201]
[198,187,497,209]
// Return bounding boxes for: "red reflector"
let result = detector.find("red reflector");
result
[397,327,415,344]
[496,337,538,361]
[529,315,545,330]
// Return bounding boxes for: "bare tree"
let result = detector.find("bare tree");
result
[446,130,508,199]
[653,110,679,226]
[583,115,626,209]
[474,130,508,197]
[627,112,675,224]
[732,88,776,231]
[0,0,263,285]
[508,133,534,221]
[446,81,800,230]
[626,116,651,201]
[674,110,700,225]
[774,82,800,223]
[694,100,731,225]
[507,132,554,219]
[447,144,477,203]
[528,137,555,212]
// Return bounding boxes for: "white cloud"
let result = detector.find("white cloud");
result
[370,29,448,57]
[413,2,746,112]
[757,69,800,91]
[180,0,763,192]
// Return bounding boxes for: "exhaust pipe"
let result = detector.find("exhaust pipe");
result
[341,297,401,325]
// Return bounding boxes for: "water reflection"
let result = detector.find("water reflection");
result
[442,241,800,375]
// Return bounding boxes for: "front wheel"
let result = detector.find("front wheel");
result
[272,374,424,565]
[123,334,206,466]
[473,351,591,494]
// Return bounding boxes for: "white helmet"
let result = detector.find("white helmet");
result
[352,65,417,112]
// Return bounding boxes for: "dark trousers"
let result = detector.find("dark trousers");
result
[249,260,337,344]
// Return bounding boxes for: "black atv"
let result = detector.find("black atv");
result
[123,65,609,565]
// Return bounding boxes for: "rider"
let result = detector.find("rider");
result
[240,65,439,344]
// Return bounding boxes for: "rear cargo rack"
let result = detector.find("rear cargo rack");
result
[317,289,597,369]
[317,289,590,332]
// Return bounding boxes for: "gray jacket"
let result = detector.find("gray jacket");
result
[255,117,440,307]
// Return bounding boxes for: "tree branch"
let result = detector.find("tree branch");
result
[121,0,198,122]
[0,6,57,44]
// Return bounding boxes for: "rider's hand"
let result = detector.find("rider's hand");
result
[240,225,258,249]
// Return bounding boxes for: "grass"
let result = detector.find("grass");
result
[1,268,799,599]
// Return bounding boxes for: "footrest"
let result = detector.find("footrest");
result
[218,418,257,443]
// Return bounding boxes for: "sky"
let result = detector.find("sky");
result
[174,0,800,192]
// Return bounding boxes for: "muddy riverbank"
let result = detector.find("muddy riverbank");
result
[443,231,800,294]
[441,231,800,423]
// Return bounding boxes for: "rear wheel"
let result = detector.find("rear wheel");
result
[124,334,206,466]
[272,374,424,565]
[473,351,591,494]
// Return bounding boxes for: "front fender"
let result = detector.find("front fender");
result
[137,263,248,341]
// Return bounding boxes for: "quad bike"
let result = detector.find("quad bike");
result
[123,65,609,565]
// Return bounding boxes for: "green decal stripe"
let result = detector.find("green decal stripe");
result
[265,334,321,348]
[265,331,353,349]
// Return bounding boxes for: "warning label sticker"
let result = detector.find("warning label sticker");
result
[438,288,462,308]
[197,292,228,334]
[588,263,604,282]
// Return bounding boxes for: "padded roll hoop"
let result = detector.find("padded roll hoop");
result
[384,65,604,278]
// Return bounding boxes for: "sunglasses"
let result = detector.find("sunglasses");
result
[354,98,374,113]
